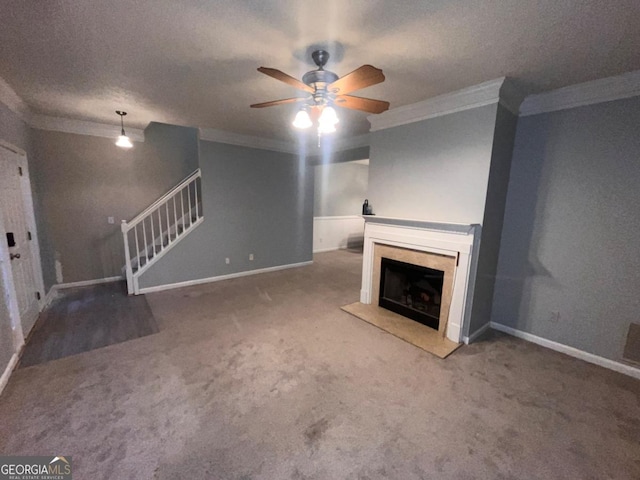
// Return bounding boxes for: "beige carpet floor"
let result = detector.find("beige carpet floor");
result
[0,250,638,479]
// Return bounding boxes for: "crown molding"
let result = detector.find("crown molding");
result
[0,77,31,120]
[520,69,640,117]
[198,127,298,154]
[305,133,371,156]
[368,77,523,132]
[332,133,370,151]
[29,114,145,142]
[498,79,526,116]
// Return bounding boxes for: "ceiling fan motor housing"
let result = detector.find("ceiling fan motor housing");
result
[302,69,339,88]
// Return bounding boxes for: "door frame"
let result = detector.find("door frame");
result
[0,140,47,340]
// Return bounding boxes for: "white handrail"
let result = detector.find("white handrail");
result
[121,168,203,295]
[123,169,201,231]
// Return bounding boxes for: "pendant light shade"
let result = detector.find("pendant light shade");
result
[115,110,133,149]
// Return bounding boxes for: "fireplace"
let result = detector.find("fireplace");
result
[360,217,479,343]
[379,257,444,330]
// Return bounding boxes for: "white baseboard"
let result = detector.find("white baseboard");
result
[138,261,313,294]
[42,286,59,309]
[463,321,491,344]
[313,247,341,254]
[490,322,640,380]
[55,276,123,290]
[0,353,20,396]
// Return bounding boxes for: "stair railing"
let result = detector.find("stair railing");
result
[121,169,202,294]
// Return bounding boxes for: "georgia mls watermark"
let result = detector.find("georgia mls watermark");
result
[0,456,72,480]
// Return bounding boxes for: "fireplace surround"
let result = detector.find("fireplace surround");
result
[360,217,480,343]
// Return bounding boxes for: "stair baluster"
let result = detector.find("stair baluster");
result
[121,169,203,295]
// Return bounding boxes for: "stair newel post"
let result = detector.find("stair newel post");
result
[121,220,134,295]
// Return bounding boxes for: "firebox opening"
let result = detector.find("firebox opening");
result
[378,257,444,330]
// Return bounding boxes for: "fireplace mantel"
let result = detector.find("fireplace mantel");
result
[360,216,480,343]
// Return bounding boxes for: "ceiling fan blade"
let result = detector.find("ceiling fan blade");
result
[328,65,385,95]
[250,97,308,108]
[334,95,390,114]
[257,67,314,93]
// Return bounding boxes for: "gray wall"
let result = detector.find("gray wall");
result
[29,123,198,286]
[368,104,498,223]
[491,96,640,362]
[468,105,519,334]
[138,141,313,288]
[367,102,522,337]
[314,161,368,217]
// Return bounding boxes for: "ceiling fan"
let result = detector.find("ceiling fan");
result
[251,50,390,136]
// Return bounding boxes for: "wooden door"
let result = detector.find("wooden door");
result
[0,146,40,336]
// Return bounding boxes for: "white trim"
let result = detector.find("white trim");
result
[360,218,479,343]
[29,114,145,142]
[131,217,204,283]
[490,322,640,380]
[368,78,523,132]
[11,151,47,312]
[0,140,26,156]
[332,133,370,152]
[199,127,297,154]
[306,133,371,155]
[138,261,313,295]
[313,247,342,254]
[313,215,364,221]
[0,76,30,120]
[313,216,364,253]
[55,276,123,290]
[0,353,20,396]
[463,321,491,345]
[43,286,59,308]
[499,79,527,116]
[520,69,640,116]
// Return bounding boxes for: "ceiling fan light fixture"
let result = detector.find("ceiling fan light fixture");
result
[292,109,312,129]
[115,110,133,149]
[319,106,339,126]
[317,120,337,135]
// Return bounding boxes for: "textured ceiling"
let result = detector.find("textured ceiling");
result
[1,0,639,141]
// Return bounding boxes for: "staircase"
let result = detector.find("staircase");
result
[121,169,203,294]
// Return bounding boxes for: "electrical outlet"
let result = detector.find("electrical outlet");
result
[225,257,230,265]
[249,253,254,261]
[550,311,560,323]
[107,216,115,224]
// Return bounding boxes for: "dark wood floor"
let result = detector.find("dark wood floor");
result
[19,281,159,368]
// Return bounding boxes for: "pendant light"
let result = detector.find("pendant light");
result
[115,111,133,149]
